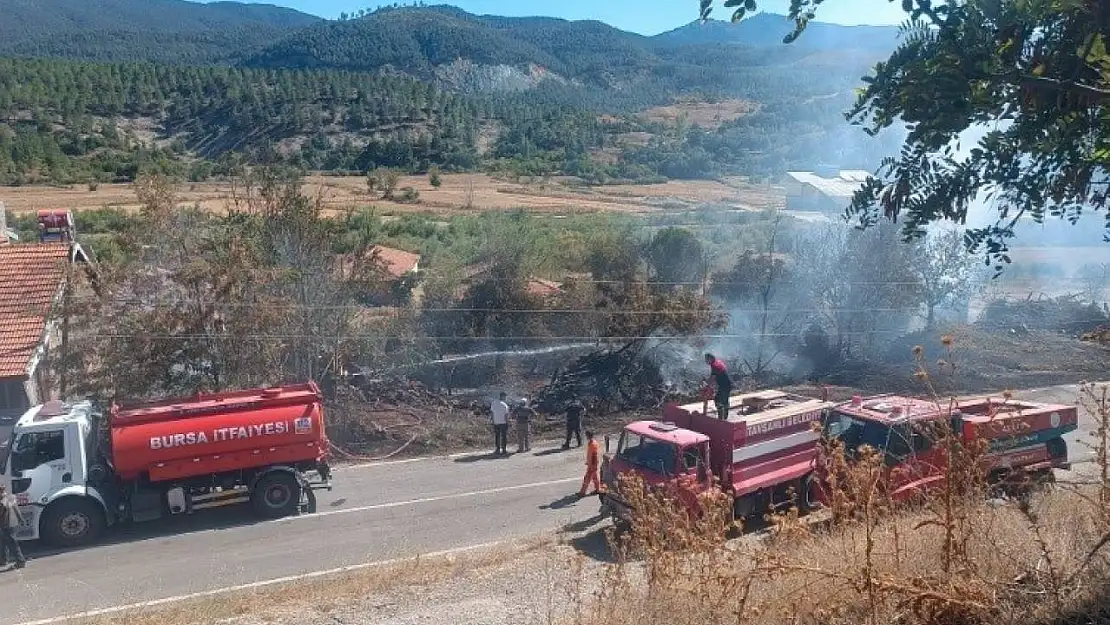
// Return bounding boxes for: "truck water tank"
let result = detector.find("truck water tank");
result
[109,383,328,483]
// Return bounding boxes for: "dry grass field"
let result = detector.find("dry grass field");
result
[0,173,785,217]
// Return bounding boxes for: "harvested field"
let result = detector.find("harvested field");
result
[0,173,784,216]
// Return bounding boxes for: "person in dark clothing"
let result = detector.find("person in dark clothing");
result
[514,398,536,453]
[0,484,26,570]
[704,353,733,420]
[562,399,584,449]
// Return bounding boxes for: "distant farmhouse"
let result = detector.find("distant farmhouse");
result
[784,169,871,214]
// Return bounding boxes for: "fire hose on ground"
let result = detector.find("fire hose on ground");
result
[328,407,430,462]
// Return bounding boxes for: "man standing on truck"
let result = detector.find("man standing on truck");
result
[0,484,26,569]
[491,392,510,456]
[704,353,733,420]
[514,398,537,453]
[578,430,601,497]
[562,398,584,449]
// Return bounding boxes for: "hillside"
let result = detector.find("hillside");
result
[0,2,905,187]
[245,5,670,88]
[245,5,894,93]
[0,0,321,63]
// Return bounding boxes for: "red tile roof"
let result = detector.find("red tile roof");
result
[526,278,563,297]
[370,245,420,280]
[0,243,71,378]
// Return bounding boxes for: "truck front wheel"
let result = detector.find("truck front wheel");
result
[42,498,105,547]
[252,472,302,519]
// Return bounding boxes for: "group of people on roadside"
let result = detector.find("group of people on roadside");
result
[489,392,587,456]
[489,392,599,497]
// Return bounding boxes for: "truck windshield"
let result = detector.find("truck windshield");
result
[617,433,677,476]
[826,412,913,464]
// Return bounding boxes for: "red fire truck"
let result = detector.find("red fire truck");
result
[1,383,332,547]
[819,393,1077,503]
[599,389,1078,526]
[600,390,834,524]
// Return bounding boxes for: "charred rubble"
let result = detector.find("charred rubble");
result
[979,295,1109,337]
[534,343,699,415]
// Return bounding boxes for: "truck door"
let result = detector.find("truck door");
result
[10,429,72,501]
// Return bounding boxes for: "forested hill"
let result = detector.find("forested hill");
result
[0,0,321,63]
[245,5,668,86]
[244,5,898,89]
[0,2,906,188]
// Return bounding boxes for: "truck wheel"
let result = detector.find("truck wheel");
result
[42,498,105,547]
[252,472,302,519]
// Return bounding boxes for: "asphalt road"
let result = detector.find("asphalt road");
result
[0,382,1104,624]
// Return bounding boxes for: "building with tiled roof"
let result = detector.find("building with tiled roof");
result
[0,227,92,418]
[369,245,420,280]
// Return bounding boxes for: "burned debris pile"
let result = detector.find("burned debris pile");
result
[1081,325,1110,347]
[979,295,1109,337]
[534,344,697,414]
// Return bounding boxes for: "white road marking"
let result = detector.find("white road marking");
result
[11,539,515,625]
[338,452,467,470]
[293,477,580,522]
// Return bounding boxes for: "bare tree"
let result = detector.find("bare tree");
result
[711,216,801,377]
[59,170,382,400]
[798,222,922,358]
[914,227,981,329]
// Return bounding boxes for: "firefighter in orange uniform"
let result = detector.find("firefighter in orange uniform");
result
[578,430,601,497]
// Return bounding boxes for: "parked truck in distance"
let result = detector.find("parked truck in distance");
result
[821,393,1077,502]
[1,383,333,547]
[599,389,1078,528]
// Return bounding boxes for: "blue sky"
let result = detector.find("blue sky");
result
[254,0,907,35]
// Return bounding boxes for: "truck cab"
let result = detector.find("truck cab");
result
[1,400,104,543]
[600,421,713,524]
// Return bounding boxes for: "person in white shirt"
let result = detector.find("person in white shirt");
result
[490,392,510,456]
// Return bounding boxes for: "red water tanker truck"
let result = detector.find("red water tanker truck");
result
[0,383,333,547]
[599,389,1078,526]
[600,390,834,524]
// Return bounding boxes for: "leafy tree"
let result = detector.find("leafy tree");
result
[368,167,401,200]
[648,227,706,286]
[700,0,1110,269]
[429,166,443,187]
